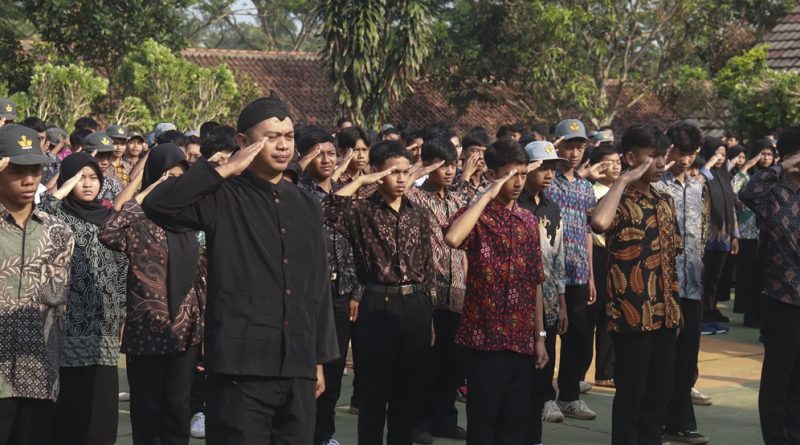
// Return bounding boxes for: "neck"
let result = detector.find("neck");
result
[127,154,139,163]
[562,167,575,180]
[346,165,362,177]
[314,176,332,192]
[1,199,33,228]
[632,179,651,194]
[379,190,402,211]
[671,169,687,184]
[597,178,614,187]
[524,184,542,202]
[248,166,283,184]
[495,195,515,209]
[469,172,483,186]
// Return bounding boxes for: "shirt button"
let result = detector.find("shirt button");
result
[283,320,289,327]
[275,198,280,204]
[283,258,288,265]
[286,288,292,296]
[280,228,287,235]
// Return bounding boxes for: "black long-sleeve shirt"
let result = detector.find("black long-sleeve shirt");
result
[142,159,339,379]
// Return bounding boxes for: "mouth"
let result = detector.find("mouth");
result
[21,191,36,199]
[272,154,291,163]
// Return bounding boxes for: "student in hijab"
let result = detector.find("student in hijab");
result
[100,143,206,445]
[699,136,739,334]
[39,152,128,445]
[141,93,338,445]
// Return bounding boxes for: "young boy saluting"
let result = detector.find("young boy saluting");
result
[445,139,548,445]
[591,125,683,445]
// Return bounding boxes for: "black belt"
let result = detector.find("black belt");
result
[365,283,420,297]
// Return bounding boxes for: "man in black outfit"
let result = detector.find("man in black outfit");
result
[143,92,339,445]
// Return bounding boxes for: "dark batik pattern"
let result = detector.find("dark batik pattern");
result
[99,200,205,355]
[450,200,546,356]
[605,185,682,333]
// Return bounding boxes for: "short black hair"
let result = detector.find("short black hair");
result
[484,138,528,170]
[156,129,186,147]
[531,124,550,138]
[619,124,671,155]
[21,116,46,133]
[336,126,369,150]
[74,116,98,131]
[462,132,491,151]
[379,126,400,140]
[296,125,334,156]
[336,117,352,128]
[70,128,92,147]
[401,128,423,146]
[199,121,220,140]
[186,135,201,146]
[421,137,457,165]
[422,122,454,142]
[201,125,237,159]
[369,140,413,167]
[667,121,703,154]
[589,144,618,165]
[496,123,525,139]
[777,126,800,158]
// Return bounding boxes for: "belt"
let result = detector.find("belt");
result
[365,283,420,297]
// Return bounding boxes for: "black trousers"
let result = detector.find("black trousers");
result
[558,284,593,402]
[611,329,676,445]
[702,250,730,320]
[415,310,461,436]
[190,348,205,415]
[589,246,615,381]
[665,299,701,432]
[734,239,762,318]
[0,398,55,445]
[350,319,360,409]
[314,294,352,443]
[528,326,558,445]
[206,375,316,445]
[54,365,119,445]
[126,346,198,445]
[466,349,533,445]
[759,296,800,445]
[356,289,432,445]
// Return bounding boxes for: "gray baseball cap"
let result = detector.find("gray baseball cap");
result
[46,127,68,146]
[107,124,129,140]
[555,119,588,141]
[594,129,614,144]
[0,98,17,121]
[524,141,568,163]
[82,131,115,153]
[153,122,177,138]
[0,124,51,165]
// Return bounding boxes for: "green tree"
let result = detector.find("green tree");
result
[23,0,193,77]
[110,96,154,133]
[317,0,434,128]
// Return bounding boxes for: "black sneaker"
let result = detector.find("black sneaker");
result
[412,431,434,445]
[664,430,710,444]
[433,426,467,441]
[713,309,730,323]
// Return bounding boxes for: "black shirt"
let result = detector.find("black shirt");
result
[142,159,339,379]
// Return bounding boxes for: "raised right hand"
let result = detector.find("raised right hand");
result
[216,137,267,178]
[484,168,518,199]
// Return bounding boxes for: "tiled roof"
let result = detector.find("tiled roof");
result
[764,6,800,70]
[182,48,676,134]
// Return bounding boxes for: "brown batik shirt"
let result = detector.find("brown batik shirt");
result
[605,185,683,333]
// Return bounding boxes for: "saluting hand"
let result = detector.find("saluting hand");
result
[578,160,612,181]
[51,170,83,200]
[619,158,652,185]
[0,157,8,174]
[527,160,543,173]
[216,137,267,178]
[461,151,482,180]
[297,145,322,172]
[358,167,396,186]
[484,168,518,200]
[331,149,354,182]
[410,160,445,182]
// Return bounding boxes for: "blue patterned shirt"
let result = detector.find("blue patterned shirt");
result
[545,169,595,285]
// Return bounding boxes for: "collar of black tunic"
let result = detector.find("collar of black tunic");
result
[241,168,287,195]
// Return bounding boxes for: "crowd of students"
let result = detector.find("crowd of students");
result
[0,92,798,445]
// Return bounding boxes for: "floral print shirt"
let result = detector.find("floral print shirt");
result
[731,171,759,240]
[739,165,800,306]
[40,196,128,367]
[545,169,595,285]
[0,203,74,400]
[605,186,682,333]
[450,200,545,356]
[99,200,205,355]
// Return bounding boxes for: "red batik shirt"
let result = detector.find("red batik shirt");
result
[450,199,545,356]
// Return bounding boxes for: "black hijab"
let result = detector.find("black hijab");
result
[57,152,114,226]
[701,137,736,237]
[143,143,199,321]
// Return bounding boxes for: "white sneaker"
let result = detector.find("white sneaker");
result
[691,387,712,406]
[542,400,564,423]
[557,400,597,420]
[579,380,592,393]
[190,412,205,438]
[343,368,348,376]
[321,440,341,445]
[118,392,130,402]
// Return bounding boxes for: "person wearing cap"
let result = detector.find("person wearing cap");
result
[517,140,568,445]
[591,124,682,445]
[125,131,146,166]
[40,152,128,445]
[46,127,71,160]
[544,118,598,420]
[107,124,133,186]
[83,131,124,203]
[140,93,338,444]
[0,98,17,125]
[293,125,363,445]
[444,139,548,445]
[99,143,205,445]
[0,124,75,444]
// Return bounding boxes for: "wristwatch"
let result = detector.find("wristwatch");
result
[535,330,548,338]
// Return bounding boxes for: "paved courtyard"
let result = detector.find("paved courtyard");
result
[115,301,764,444]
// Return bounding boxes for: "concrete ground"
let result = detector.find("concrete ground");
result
[115,300,764,444]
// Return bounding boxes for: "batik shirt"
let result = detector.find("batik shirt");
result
[112,159,132,187]
[99,201,205,355]
[40,196,128,367]
[518,190,566,330]
[731,171,759,240]
[0,203,74,400]
[739,165,800,306]
[450,200,546,356]
[405,179,475,313]
[654,172,707,301]
[545,169,595,285]
[99,170,123,203]
[605,185,682,333]
[299,176,363,302]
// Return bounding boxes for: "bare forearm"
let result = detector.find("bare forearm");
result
[335,176,364,197]
[591,180,626,233]
[445,193,491,248]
